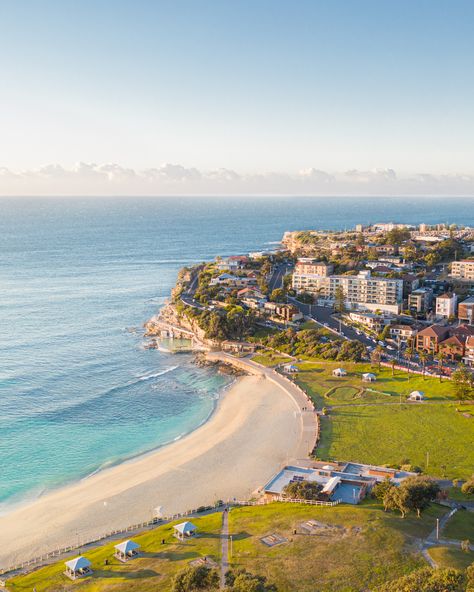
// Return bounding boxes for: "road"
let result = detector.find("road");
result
[268,263,290,293]
[288,297,375,347]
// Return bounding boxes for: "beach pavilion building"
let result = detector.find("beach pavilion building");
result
[332,368,347,377]
[408,390,425,402]
[174,521,198,541]
[362,372,376,382]
[64,556,92,580]
[114,539,140,562]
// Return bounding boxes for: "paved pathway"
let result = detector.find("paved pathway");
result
[220,509,229,588]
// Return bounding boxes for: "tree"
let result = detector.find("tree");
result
[226,569,277,592]
[172,566,219,592]
[452,364,474,401]
[419,351,429,379]
[376,566,466,592]
[334,285,346,314]
[390,359,396,377]
[283,480,322,500]
[372,477,393,505]
[383,484,411,518]
[270,288,286,303]
[402,475,440,518]
[404,346,414,380]
[461,475,474,495]
[436,351,445,383]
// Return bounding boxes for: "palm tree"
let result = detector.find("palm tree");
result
[390,359,396,377]
[435,351,445,383]
[404,346,413,381]
[419,351,429,380]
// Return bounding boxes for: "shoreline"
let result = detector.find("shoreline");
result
[0,367,311,570]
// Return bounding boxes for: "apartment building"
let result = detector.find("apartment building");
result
[408,287,433,313]
[292,269,403,314]
[294,258,334,277]
[435,293,457,318]
[451,260,474,280]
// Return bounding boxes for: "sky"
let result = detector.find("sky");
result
[1,0,474,196]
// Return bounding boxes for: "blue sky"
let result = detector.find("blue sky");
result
[0,1,473,194]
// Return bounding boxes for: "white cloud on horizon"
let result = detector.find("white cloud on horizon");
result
[0,162,474,196]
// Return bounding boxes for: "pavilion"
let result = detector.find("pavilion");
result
[362,372,376,382]
[64,556,92,580]
[408,390,425,401]
[174,521,198,540]
[114,539,140,562]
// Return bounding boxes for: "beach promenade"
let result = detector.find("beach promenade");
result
[0,357,317,571]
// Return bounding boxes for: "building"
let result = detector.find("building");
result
[435,293,457,318]
[408,391,425,401]
[408,287,433,313]
[458,296,474,324]
[389,324,418,343]
[263,462,415,505]
[332,368,347,377]
[348,311,391,332]
[463,336,474,367]
[416,323,474,357]
[294,258,333,276]
[362,372,376,382]
[451,260,474,280]
[174,522,198,540]
[292,269,403,314]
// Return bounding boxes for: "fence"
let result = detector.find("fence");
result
[0,496,340,579]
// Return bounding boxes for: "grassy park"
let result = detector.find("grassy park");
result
[428,547,474,571]
[293,361,474,480]
[8,502,452,592]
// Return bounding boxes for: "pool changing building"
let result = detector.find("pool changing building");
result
[263,461,415,504]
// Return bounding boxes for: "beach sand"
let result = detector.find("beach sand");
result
[0,374,305,569]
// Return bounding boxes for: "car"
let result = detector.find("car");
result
[386,345,395,351]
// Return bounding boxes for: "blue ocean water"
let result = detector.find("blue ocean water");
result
[1,196,473,508]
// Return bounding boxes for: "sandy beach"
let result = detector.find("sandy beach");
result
[0,373,309,569]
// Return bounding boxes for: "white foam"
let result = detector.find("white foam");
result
[138,366,179,381]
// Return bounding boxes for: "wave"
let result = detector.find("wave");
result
[264,240,282,245]
[138,366,179,381]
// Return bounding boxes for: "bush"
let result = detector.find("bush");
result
[283,480,322,500]
[172,566,219,592]
[461,477,474,495]
[375,566,465,592]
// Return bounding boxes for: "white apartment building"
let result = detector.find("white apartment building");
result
[451,260,474,280]
[435,293,457,318]
[292,269,403,314]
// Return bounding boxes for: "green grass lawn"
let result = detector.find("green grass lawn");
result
[251,352,292,367]
[227,501,446,592]
[296,361,458,407]
[9,502,451,592]
[293,361,473,480]
[443,509,474,541]
[317,402,474,479]
[428,546,474,570]
[8,513,223,592]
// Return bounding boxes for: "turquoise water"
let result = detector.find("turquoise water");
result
[1,196,472,508]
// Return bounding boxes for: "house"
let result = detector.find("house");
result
[402,274,421,298]
[332,368,347,377]
[237,287,265,300]
[295,259,334,277]
[216,255,249,271]
[362,373,376,382]
[463,336,474,367]
[435,293,457,318]
[458,296,474,323]
[437,334,466,361]
[389,324,418,342]
[408,391,425,402]
[348,311,391,332]
[416,325,450,353]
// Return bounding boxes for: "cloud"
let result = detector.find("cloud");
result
[0,162,473,196]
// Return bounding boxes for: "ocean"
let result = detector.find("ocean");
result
[1,195,473,509]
